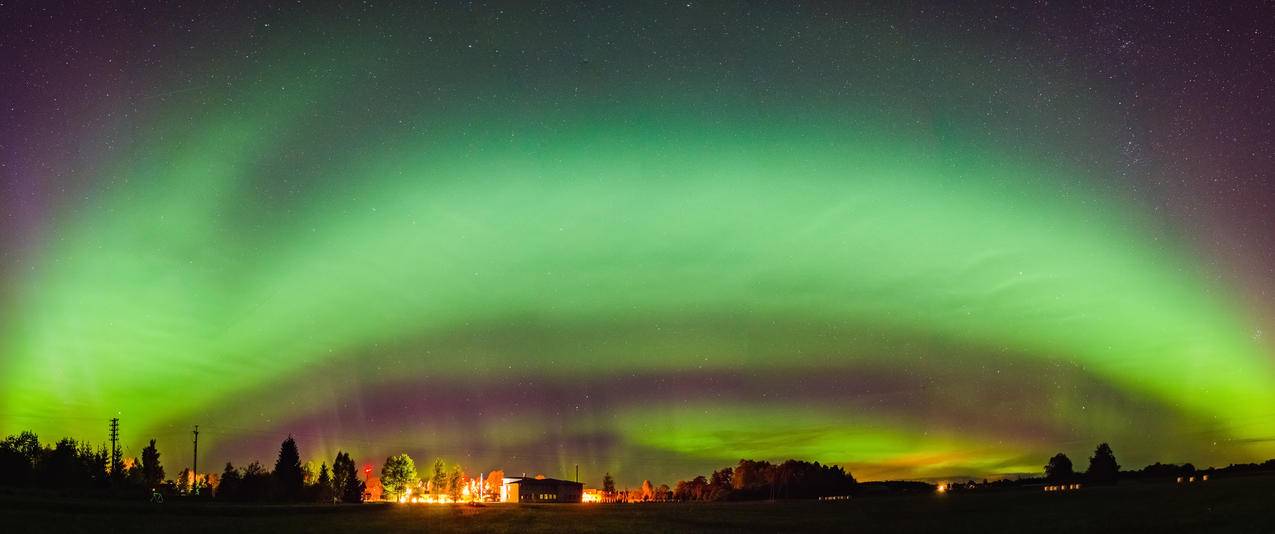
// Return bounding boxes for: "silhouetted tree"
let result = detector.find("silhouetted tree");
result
[141,439,165,488]
[731,459,775,498]
[125,457,146,488]
[674,475,709,501]
[332,451,364,503]
[86,444,110,488]
[10,432,41,464]
[1086,443,1120,485]
[1136,462,1176,479]
[273,435,304,501]
[332,452,353,500]
[707,468,733,500]
[43,438,82,488]
[677,459,855,501]
[240,461,271,501]
[0,433,113,490]
[381,453,418,501]
[315,462,335,503]
[0,432,40,487]
[1045,453,1074,482]
[217,462,241,500]
[602,472,616,500]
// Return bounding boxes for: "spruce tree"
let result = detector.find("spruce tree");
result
[273,435,304,501]
[141,439,164,488]
[316,462,335,503]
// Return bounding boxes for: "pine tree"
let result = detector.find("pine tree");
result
[273,435,304,501]
[332,451,364,503]
[316,462,335,503]
[141,439,164,488]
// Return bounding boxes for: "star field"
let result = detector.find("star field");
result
[1,2,1274,486]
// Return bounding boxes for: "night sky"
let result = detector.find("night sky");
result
[2,2,1274,486]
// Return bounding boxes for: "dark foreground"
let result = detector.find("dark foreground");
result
[3,475,1273,533]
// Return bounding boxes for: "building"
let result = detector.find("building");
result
[503,476,584,503]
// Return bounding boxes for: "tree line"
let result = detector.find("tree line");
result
[0,431,166,492]
[598,473,672,502]
[1043,442,1121,484]
[9,429,1275,502]
[214,436,366,503]
[668,459,858,501]
[0,431,365,503]
[1040,442,1275,485]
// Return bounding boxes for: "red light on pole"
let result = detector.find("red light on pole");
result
[364,464,372,482]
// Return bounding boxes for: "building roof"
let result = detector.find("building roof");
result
[506,477,583,487]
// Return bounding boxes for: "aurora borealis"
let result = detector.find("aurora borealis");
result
[2,2,1274,487]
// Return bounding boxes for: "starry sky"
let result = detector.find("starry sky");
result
[2,2,1274,486]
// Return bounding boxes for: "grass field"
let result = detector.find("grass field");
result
[3,475,1273,533]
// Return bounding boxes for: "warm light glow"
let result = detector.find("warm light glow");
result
[387,473,501,504]
[935,484,947,493]
[583,489,603,503]
[1044,484,1082,492]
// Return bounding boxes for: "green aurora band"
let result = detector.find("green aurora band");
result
[2,9,1273,485]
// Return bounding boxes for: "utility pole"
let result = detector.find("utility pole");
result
[575,464,579,483]
[191,425,200,494]
[108,418,120,477]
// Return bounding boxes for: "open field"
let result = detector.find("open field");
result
[3,475,1273,533]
